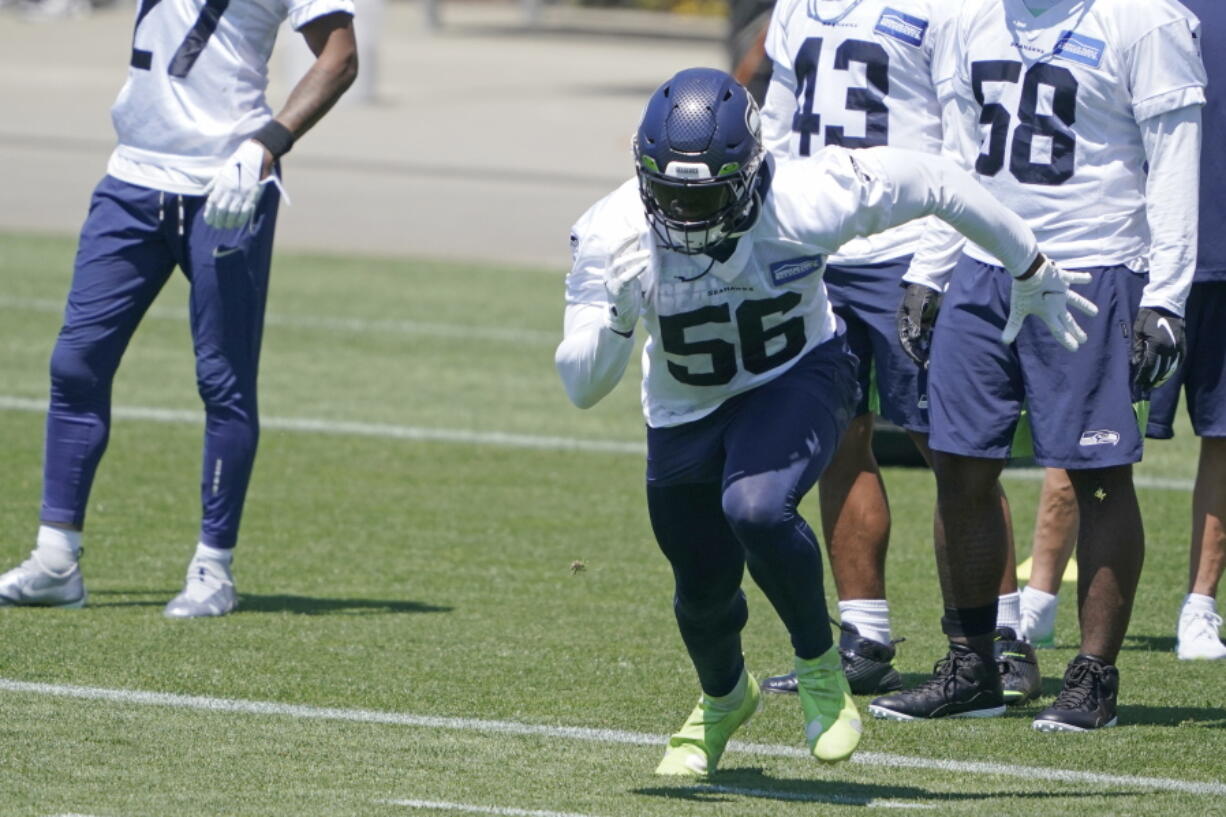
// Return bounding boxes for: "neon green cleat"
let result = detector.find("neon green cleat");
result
[655,671,762,777]
[796,647,863,764]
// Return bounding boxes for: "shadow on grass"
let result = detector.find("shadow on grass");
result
[1117,705,1226,728]
[635,768,1138,807]
[1120,634,1178,653]
[87,589,451,616]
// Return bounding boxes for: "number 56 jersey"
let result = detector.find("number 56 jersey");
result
[107,0,354,195]
[762,0,959,265]
[943,0,1205,271]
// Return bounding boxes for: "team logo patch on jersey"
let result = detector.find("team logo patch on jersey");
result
[875,8,928,47]
[1079,429,1121,447]
[770,254,825,285]
[1054,31,1105,68]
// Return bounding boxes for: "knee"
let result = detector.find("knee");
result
[195,351,254,414]
[674,587,747,632]
[722,483,790,547]
[932,452,1001,503]
[49,339,104,404]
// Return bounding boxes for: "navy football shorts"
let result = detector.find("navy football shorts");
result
[1147,281,1226,440]
[825,255,929,433]
[928,256,1145,469]
[645,335,859,488]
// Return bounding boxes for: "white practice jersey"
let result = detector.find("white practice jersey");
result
[763,0,959,264]
[107,0,354,195]
[560,148,1038,428]
[942,0,1205,269]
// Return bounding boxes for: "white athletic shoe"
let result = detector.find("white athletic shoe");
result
[1176,608,1226,660]
[0,552,86,608]
[163,558,237,619]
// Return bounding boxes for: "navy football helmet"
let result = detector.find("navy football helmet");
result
[634,67,765,255]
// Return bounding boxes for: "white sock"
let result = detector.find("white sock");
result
[1021,585,1058,617]
[1182,593,1217,617]
[35,525,81,573]
[997,591,1022,634]
[193,542,234,566]
[838,599,892,645]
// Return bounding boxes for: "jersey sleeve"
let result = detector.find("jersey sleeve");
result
[1127,15,1207,122]
[856,147,1038,276]
[286,0,354,31]
[555,188,642,409]
[1139,105,1202,315]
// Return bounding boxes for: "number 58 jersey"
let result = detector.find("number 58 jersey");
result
[763,0,959,265]
[944,0,1205,270]
[107,0,354,195]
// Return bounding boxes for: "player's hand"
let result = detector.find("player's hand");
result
[1131,307,1184,390]
[1002,256,1098,351]
[896,282,942,366]
[603,235,651,336]
[204,140,272,230]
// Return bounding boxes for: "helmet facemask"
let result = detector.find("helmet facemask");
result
[635,149,763,255]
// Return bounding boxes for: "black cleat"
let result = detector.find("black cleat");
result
[838,622,903,695]
[995,627,1041,705]
[1032,654,1119,732]
[761,671,799,694]
[868,643,1005,720]
[762,623,903,696]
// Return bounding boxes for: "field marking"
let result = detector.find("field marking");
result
[0,396,644,456]
[381,799,604,817]
[2,678,1223,797]
[0,295,557,346]
[0,395,1194,490]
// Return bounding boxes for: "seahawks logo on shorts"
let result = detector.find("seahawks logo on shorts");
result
[1079,429,1121,447]
[770,254,825,285]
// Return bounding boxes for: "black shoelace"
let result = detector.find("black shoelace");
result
[912,651,969,695]
[1052,661,1100,710]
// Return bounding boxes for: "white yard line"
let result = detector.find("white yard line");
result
[2,679,1223,797]
[380,799,605,817]
[0,395,1194,490]
[0,295,557,345]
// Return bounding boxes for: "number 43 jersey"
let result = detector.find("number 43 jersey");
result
[944,0,1205,270]
[763,0,959,265]
[107,0,354,195]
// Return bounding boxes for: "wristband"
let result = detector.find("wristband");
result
[252,120,295,158]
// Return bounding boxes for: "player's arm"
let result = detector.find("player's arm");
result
[1128,15,1207,388]
[555,233,648,409]
[204,12,357,229]
[847,147,1097,350]
[758,0,797,159]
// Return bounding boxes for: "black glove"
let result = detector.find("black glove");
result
[896,282,942,366]
[1131,306,1185,390]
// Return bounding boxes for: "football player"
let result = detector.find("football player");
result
[869,0,1205,730]
[1022,0,1226,663]
[757,0,1039,702]
[556,67,1089,773]
[0,0,358,616]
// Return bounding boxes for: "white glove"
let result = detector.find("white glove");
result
[1002,258,1099,351]
[204,140,269,230]
[603,235,651,336]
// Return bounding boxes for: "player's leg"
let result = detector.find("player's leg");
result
[720,336,861,762]
[1176,282,1226,659]
[764,268,897,696]
[163,186,280,618]
[1026,266,1145,732]
[0,177,176,608]
[646,406,759,776]
[870,257,1020,721]
[1020,467,1078,646]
